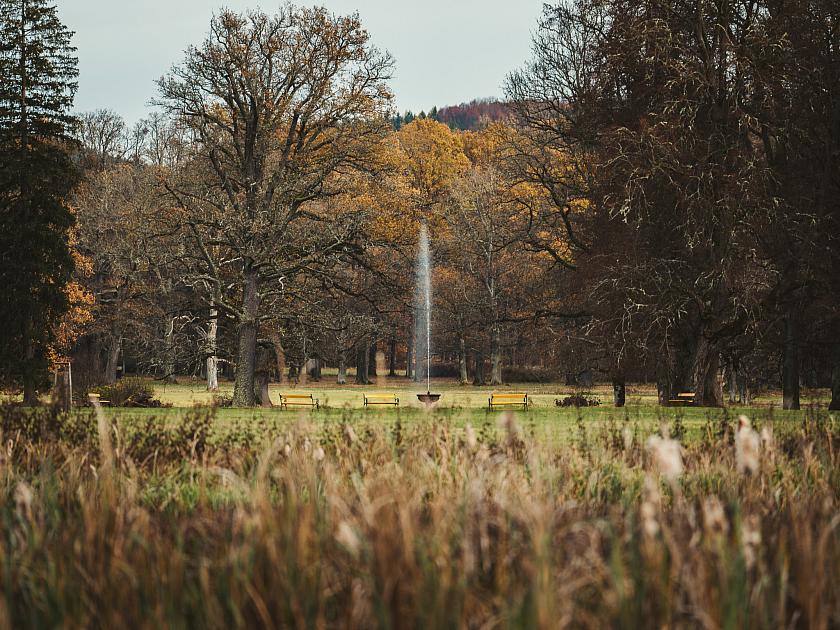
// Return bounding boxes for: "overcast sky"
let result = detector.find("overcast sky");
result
[56,0,543,125]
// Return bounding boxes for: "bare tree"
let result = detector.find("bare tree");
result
[157,7,393,405]
[76,109,126,169]
[447,167,522,385]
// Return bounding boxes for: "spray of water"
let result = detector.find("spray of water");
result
[416,224,432,393]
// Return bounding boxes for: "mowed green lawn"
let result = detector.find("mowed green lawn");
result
[156,377,649,409]
[98,377,832,446]
[152,376,830,410]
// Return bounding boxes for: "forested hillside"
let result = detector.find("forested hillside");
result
[393,98,509,131]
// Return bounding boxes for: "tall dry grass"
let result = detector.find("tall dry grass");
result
[0,403,837,628]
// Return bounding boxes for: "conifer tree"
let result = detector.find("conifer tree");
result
[0,0,79,403]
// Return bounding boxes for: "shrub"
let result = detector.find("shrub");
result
[87,378,168,408]
[556,393,601,407]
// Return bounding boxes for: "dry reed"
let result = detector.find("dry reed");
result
[0,404,837,628]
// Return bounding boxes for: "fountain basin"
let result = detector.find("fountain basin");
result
[417,392,441,405]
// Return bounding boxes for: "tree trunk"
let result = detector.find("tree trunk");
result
[738,369,749,405]
[355,344,368,385]
[368,342,377,378]
[206,308,218,391]
[473,351,484,386]
[233,269,260,407]
[163,316,177,384]
[782,306,800,410]
[388,338,397,376]
[22,326,38,405]
[692,336,723,407]
[829,357,840,411]
[253,344,273,408]
[337,351,347,385]
[490,324,502,386]
[103,334,121,385]
[458,335,468,385]
[655,353,670,405]
[270,331,285,385]
[310,357,322,381]
[612,378,626,407]
[656,381,669,405]
[727,357,737,404]
[406,335,413,380]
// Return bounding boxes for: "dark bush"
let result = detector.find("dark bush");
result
[556,393,601,407]
[87,378,168,408]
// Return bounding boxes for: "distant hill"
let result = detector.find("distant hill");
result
[393,98,509,131]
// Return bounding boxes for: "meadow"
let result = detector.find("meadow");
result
[0,380,837,627]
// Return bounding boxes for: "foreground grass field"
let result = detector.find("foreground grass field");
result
[0,396,837,627]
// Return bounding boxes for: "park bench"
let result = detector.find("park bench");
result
[668,392,695,407]
[281,393,319,410]
[364,393,399,407]
[489,392,529,410]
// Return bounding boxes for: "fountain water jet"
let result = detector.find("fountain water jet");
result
[415,224,440,406]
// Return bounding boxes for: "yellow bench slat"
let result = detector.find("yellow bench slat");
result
[489,393,529,410]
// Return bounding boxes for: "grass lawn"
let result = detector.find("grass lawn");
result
[97,376,831,446]
[152,375,831,409]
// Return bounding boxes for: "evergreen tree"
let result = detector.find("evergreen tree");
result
[0,0,79,403]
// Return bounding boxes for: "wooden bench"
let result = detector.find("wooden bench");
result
[364,393,399,407]
[281,393,319,410]
[667,392,695,407]
[489,392,529,410]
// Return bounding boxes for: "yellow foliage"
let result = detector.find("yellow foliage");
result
[395,119,469,205]
[50,211,96,365]
[461,124,505,166]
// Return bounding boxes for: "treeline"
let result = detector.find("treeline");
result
[1,1,838,409]
[504,0,840,408]
[393,98,509,131]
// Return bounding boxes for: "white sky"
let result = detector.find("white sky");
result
[57,0,544,124]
